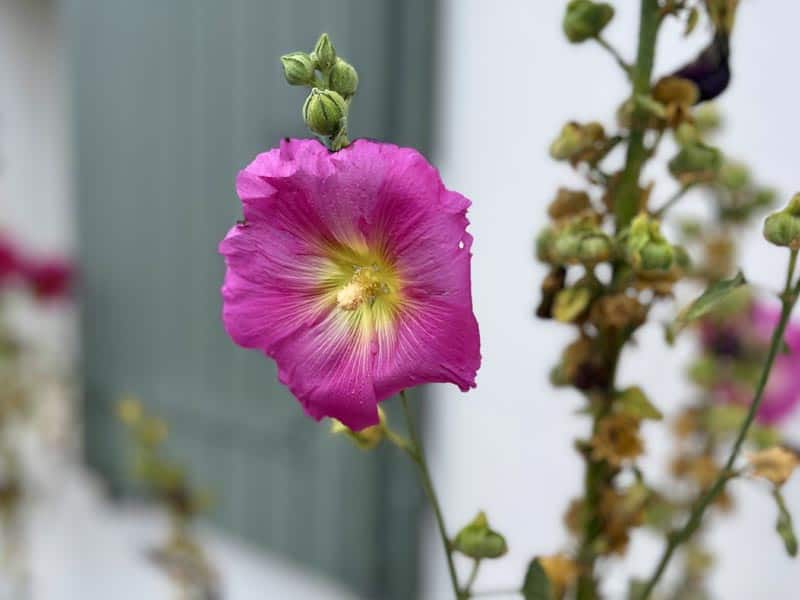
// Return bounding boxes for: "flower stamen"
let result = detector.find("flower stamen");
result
[336,266,388,311]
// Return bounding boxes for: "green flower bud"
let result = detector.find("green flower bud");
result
[754,188,777,208]
[536,227,557,262]
[577,233,612,264]
[452,512,508,560]
[329,59,359,98]
[764,194,800,249]
[694,103,722,133]
[668,142,723,181]
[280,52,315,86]
[625,213,675,271]
[553,232,582,263]
[553,286,593,323]
[303,88,347,136]
[563,0,614,43]
[549,123,584,160]
[639,242,674,271]
[674,122,700,146]
[719,161,750,191]
[313,33,337,72]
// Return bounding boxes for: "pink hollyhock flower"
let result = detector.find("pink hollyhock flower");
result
[0,235,21,284]
[24,258,73,300]
[703,301,800,424]
[219,139,481,430]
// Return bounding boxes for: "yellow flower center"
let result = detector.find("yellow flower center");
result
[336,266,389,311]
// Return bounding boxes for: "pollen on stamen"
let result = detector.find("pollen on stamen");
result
[336,267,386,311]
[337,281,366,310]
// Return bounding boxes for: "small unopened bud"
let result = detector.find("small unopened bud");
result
[549,122,605,162]
[548,188,591,220]
[668,141,722,181]
[313,33,337,72]
[452,511,508,560]
[553,232,582,263]
[549,123,584,160]
[694,103,722,132]
[625,213,675,271]
[748,447,799,487]
[280,52,315,86]
[578,233,612,264]
[674,122,700,146]
[764,194,800,249]
[652,77,699,108]
[536,227,557,263]
[563,0,614,43]
[303,88,347,136]
[329,59,359,97]
[719,161,749,191]
[553,286,592,323]
[639,242,674,271]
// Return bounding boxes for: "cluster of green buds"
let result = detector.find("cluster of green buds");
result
[623,213,679,272]
[668,140,723,184]
[539,213,613,268]
[563,0,614,43]
[549,121,614,165]
[764,193,800,250]
[281,33,359,150]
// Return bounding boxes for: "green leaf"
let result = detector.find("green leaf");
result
[522,558,552,600]
[615,386,663,421]
[684,271,748,322]
[672,272,747,337]
[774,489,798,557]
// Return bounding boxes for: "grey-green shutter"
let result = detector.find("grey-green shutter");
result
[62,2,436,599]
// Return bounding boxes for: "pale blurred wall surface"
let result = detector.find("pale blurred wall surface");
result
[428,2,800,599]
[0,0,72,253]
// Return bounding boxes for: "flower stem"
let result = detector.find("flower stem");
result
[653,184,695,218]
[595,35,633,77]
[637,248,800,599]
[399,390,462,599]
[614,0,662,228]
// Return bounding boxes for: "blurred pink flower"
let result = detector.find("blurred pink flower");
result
[219,139,480,430]
[24,258,73,300]
[704,301,800,424]
[0,235,21,283]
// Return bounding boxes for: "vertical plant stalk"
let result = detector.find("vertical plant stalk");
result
[615,0,662,228]
[638,249,800,600]
[399,391,462,599]
[575,2,662,598]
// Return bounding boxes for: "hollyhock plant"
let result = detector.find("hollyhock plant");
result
[219,138,480,430]
[701,301,800,424]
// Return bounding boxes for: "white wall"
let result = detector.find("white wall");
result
[427,2,800,598]
[0,0,73,254]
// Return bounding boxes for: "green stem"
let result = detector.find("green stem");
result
[654,184,695,218]
[595,35,633,76]
[614,0,662,228]
[637,249,800,599]
[399,391,461,599]
[463,560,482,597]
